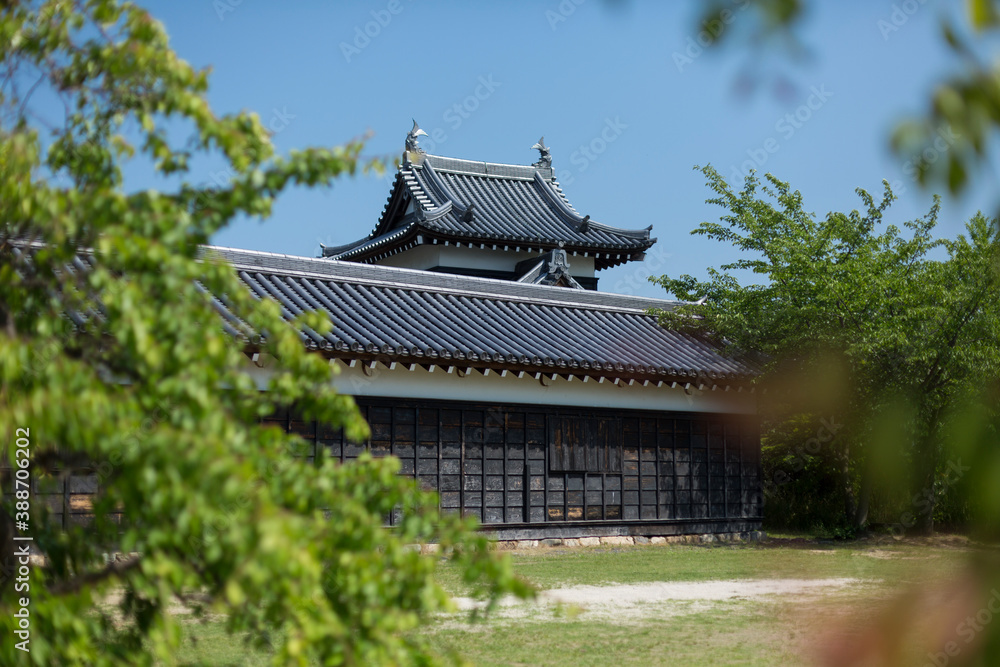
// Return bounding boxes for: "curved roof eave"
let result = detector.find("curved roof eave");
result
[324,151,659,263]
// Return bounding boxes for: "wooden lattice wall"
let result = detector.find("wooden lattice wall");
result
[1,398,762,540]
[266,397,762,540]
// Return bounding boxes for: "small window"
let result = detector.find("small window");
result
[549,416,622,473]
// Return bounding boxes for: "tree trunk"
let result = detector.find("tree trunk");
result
[842,439,857,528]
[854,457,873,530]
[909,417,941,537]
[911,472,936,536]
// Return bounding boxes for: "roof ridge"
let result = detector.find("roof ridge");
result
[588,220,655,240]
[418,160,472,216]
[206,245,681,314]
[421,153,554,181]
[423,155,652,241]
[530,171,652,240]
[547,178,581,214]
[320,234,371,258]
[324,223,417,261]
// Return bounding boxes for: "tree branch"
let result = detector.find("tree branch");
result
[48,554,141,597]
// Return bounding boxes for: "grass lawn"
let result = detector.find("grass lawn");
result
[424,601,803,667]
[173,620,275,667]
[425,536,972,666]
[168,536,975,665]
[434,537,964,592]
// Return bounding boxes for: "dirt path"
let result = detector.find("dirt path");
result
[451,577,866,621]
[541,577,861,604]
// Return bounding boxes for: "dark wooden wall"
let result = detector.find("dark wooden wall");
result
[266,397,763,539]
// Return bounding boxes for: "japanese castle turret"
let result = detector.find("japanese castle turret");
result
[320,124,655,291]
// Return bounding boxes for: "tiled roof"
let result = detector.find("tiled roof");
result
[210,247,756,384]
[9,241,755,384]
[324,153,656,270]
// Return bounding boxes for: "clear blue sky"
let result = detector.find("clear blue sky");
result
[136,0,997,299]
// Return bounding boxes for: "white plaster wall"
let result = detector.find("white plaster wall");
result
[246,357,756,415]
[376,244,597,278]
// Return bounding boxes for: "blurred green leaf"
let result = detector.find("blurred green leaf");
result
[0,2,530,665]
[969,0,1000,30]
[652,167,1000,538]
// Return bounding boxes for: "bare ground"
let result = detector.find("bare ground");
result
[450,577,867,623]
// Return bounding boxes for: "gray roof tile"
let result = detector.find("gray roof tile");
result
[209,246,755,382]
[15,238,754,383]
[326,154,656,269]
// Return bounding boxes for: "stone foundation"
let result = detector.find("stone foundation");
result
[492,531,766,550]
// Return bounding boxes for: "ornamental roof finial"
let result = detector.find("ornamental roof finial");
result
[405,119,428,154]
[531,136,552,169]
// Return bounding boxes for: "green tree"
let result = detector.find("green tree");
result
[0,1,528,664]
[696,0,1000,205]
[652,166,1000,534]
[682,3,1000,663]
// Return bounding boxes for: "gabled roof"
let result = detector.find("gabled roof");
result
[210,246,756,385]
[515,249,584,289]
[323,152,656,270]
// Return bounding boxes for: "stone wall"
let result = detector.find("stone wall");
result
[491,531,767,550]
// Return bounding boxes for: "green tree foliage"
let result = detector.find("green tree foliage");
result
[0,2,529,664]
[652,166,1000,535]
[697,0,1000,205]
[683,3,1000,663]
[757,413,848,533]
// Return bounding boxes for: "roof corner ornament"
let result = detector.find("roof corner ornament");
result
[462,202,475,223]
[531,136,552,169]
[548,248,571,273]
[405,119,428,157]
[578,215,590,233]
